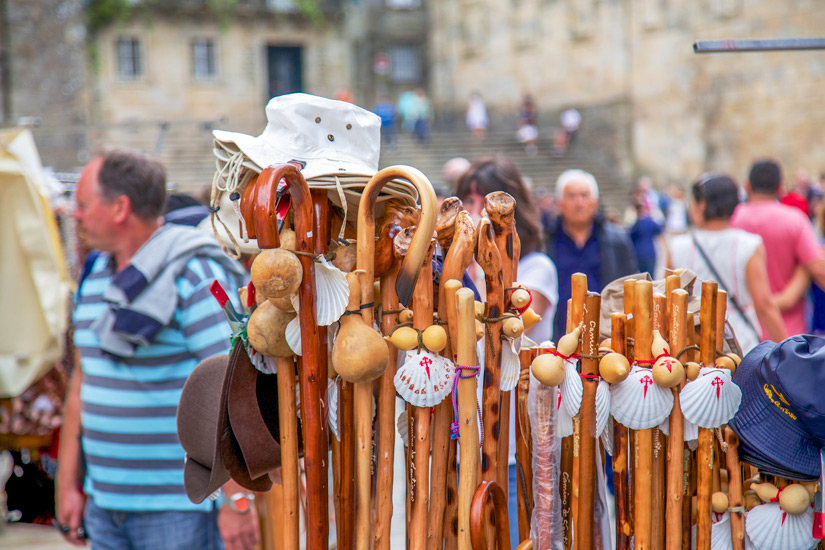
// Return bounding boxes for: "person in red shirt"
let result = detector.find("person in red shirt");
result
[730,159,825,336]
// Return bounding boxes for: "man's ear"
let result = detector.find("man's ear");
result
[112,195,131,223]
[745,181,753,196]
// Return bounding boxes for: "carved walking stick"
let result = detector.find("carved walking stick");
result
[666,288,689,550]
[724,427,745,550]
[576,292,601,550]
[611,313,632,550]
[634,279,654,550]
[470,481,511,550]
[569,274,587,540]
[515,345,537,542]
[696,281,718,550]
[559,299,575,550]
[354,166,437,550]
[276,357,300,550]
[429,206,476,550]
[452,284,482,550]
[241,165,327,550]
[652,293,668,549]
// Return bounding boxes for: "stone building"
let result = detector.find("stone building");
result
[429,0,825,185]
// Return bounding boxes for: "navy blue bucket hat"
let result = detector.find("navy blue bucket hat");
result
[729,335,825,481]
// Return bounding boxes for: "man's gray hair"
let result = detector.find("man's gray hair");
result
[555,169,599,200]
[97,147,166,220]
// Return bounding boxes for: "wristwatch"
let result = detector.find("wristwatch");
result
[226,491,256,514]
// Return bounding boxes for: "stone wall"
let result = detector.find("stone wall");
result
[429,0,825,186]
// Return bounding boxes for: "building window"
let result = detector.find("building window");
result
[387,0,420,8]
[266,0,297,12]
[389,45,420,83]
[193,38,217,80]
[117,37,142,79]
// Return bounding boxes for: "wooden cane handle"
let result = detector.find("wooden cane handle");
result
[469,481,511,550]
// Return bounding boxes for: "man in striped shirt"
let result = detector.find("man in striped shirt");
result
[56,149,255,549]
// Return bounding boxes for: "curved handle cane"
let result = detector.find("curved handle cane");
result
[469,481,512,550]
[241,165,327,550]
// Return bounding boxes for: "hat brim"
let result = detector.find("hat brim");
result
[729,341,821,480]
[183,454,230,504]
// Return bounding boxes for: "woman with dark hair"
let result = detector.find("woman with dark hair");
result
[666,174,786,353]
[455,155,558,548]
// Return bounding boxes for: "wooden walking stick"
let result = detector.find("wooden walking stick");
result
[576,292,601,550]
[559,299,574,550]
[485,192,519,490]
[634,279,654,550]
[353,167,437,550]
[241,165,327,550]
[569,274,587,538]
[696,281,718,550]
[276,357,300,550]
[515,345,537,542]
[429,207,476,550]
[470,481,511,550]
[374,201,421,550]
[338,378,355,550]
[611,313,632,550]
[452,284,482,550]
[666,288,689,550]
[724,427,745,550]
[652,293,668,549]
[475,217,504,489]
[622,278,636,540]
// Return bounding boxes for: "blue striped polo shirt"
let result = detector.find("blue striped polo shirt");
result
[73,252,243,512]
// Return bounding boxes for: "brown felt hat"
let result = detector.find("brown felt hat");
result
[178,354,231,504]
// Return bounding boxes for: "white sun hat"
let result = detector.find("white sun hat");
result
[209,93,418,257]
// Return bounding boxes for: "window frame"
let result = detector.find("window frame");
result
[192,37,219,82]
[116,36,143,80]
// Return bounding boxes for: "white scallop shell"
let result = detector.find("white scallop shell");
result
[680,367,742,429]
[246,345,278,374]
[285,315,302,356]
[556,392,575,438]
[745,502,817,550]
[290,257,349,326]
[595,379,611,438]
[397,410,409,448]
[600,417,614,456]
[500,337,521,391]
[327,378,340,441]
[711,511,732,550]
[610,365,674,430]
[560,359,582,417]
[658,414,699,442]
[394,351,454,407]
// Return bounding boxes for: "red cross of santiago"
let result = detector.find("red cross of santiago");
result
[640,374,653,398]
[420,356,433,379]
[711,376,724,400]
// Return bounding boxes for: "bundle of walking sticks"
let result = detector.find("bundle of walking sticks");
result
[234,164,822,550]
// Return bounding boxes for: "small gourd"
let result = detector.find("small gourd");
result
[599,338,613,350]
[246,301,296,357]
[743,490,760,511]
[251,248,303,299]
[385,327,420,351]
[531,345,565,387]
[475,320,485,341]
[268,292,296,313]
[801,481,817,501]
[778,484,811,515]
[398,309,414,324]
[652,355,684,388]
[332,270,389,383]
[716,355,736,374]
[510,288,531,310]
[329,239,357,272]
[557,325,582,356]
[651,330,671,357]
[502,316,524,339]
[600,352,631,384]
[474,301,485,320]
[422,325,447,353]
[521,308,542,331]
[279,228,296,250]
[752,482,779,503]
[685,361,701,381]
[727,353,742,367]
[711,491,729,514]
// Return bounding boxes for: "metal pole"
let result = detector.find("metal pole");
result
[694,37,825,53]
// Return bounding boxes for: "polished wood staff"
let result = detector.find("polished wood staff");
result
[374,201,421,550]
[452,284,482,550]
[241,165,326,549]
[430,207,476,550]
[622,278,637,544]
[516,345,537,541]
[569,274,587,540]
[356,166,438,550]
[276,356,300,550]
[634,279,654,550]
[560,298,574,550]
[576,292,601,550]
[666,287,689,550]
[652,292,668,549]
[696,281,718,550]
[611,313,631,550]
[724,427,745,550]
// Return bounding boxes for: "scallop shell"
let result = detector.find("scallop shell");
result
[246,345,279,374]
[711,511,732,550]
[658,414,699,442]
[285,315,302,356]
[680,367,742,429]
[610,365,674,430]
[394,351,454,407]
[556,391,575,438]
[500,337,522,391]
[560,359,583,417]
[290,257,349,326]
[600,417,614,456]
[397,410,409,448]
[595,380,611,437]
[745,502,817,550]
[327,378,340,441]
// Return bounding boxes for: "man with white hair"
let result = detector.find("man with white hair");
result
[545,169,637,339]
